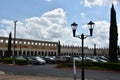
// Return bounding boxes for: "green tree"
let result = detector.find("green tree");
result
[7,32,12,57]
[58,41,61,56]
[109,4,118,63]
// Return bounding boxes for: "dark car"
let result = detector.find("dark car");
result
[44,56,57,64]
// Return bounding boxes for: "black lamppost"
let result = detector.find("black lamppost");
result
[71,21,95,80]
[94,43,97,56]
[13,20,17,58]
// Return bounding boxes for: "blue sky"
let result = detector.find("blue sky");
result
[0,0,120,48]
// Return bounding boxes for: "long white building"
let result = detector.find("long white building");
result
[0,37,109,57]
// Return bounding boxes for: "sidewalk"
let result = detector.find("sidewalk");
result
[0,71,74,80]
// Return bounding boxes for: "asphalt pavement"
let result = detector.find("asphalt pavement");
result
[0,63,120,80]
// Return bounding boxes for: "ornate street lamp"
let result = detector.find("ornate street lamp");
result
[71,21,95,80]
[71,22,78,37]
[88,21,95,36]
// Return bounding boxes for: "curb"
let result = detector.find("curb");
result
[0,71,5,75]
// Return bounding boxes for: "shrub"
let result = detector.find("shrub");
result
[15,59,28,65]
[2,58,13,64]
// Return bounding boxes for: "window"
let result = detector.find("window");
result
[15,41,18,44]
[11,40,13,43]
[45,43,48,46]
[42,43,44,46]
[48,44,51,46]
[19,41,22,44]
[28,42,30,45]
[31,42,34,45]
[35,42,37,45]
[39,43,41,45]
[5,40,8,43]
[24,41,26,44]
[54,44,57,46]
[0,39,3,43]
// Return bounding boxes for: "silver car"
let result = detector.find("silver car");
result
[35,56,46,64]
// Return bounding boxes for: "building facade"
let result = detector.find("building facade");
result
[0,37,109,57]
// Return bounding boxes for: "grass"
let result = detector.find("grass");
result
[85,66,107,70]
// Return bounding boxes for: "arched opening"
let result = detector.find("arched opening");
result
[14,50,17,56]
[45,51,47,56]
[42,51,44,56]
[35,51,37,56]
[19,50,22,56]
[54,52,56,56]
[23,51,26,56]
[0,50,3,58]
[31,51,34,56]
[48,52,50,56]
[27,51,30,56]
[38,51,41,56]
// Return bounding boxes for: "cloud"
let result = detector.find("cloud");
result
[84,20,120,48]
[0,8,75,45]
[45,0,52,2]
[84,0,120,7]
[85,21,110,48]
[23,8,69,43]
[81,12,86,19]
[0,19,14,36]
[80,12,88,23]
[0,8,120,48]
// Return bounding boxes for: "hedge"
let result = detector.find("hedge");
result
[57,61,120,71]
[15,59,28,65]
[92,62,120,71]
[0,58,28,65]
[2,58,14,64]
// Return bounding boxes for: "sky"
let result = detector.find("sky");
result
[0,0,120,48]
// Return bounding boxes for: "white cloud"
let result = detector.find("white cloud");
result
[80,12,88,23]
[23,8,68,42]
[84,21,120,48]
[81,12,86,19]
[45,0,52,2]
[0,8,120,48]
[0,8,74,45]
[80,1,84,5]
[85,21,110,48]
[0,19,14,36]
[84,0,120,7]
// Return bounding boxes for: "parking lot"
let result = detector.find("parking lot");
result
[0,63,120,80]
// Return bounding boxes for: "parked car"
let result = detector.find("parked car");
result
[100,56,108,60]
[27,56,46,65]
[44,56,57,64]
[97,56,108,62]
[60,56,73,62]
[25,56,36,64]
[97,58,108,62]
[15,56,26,60]
[73,56,81,61]
[85,56,98,62]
